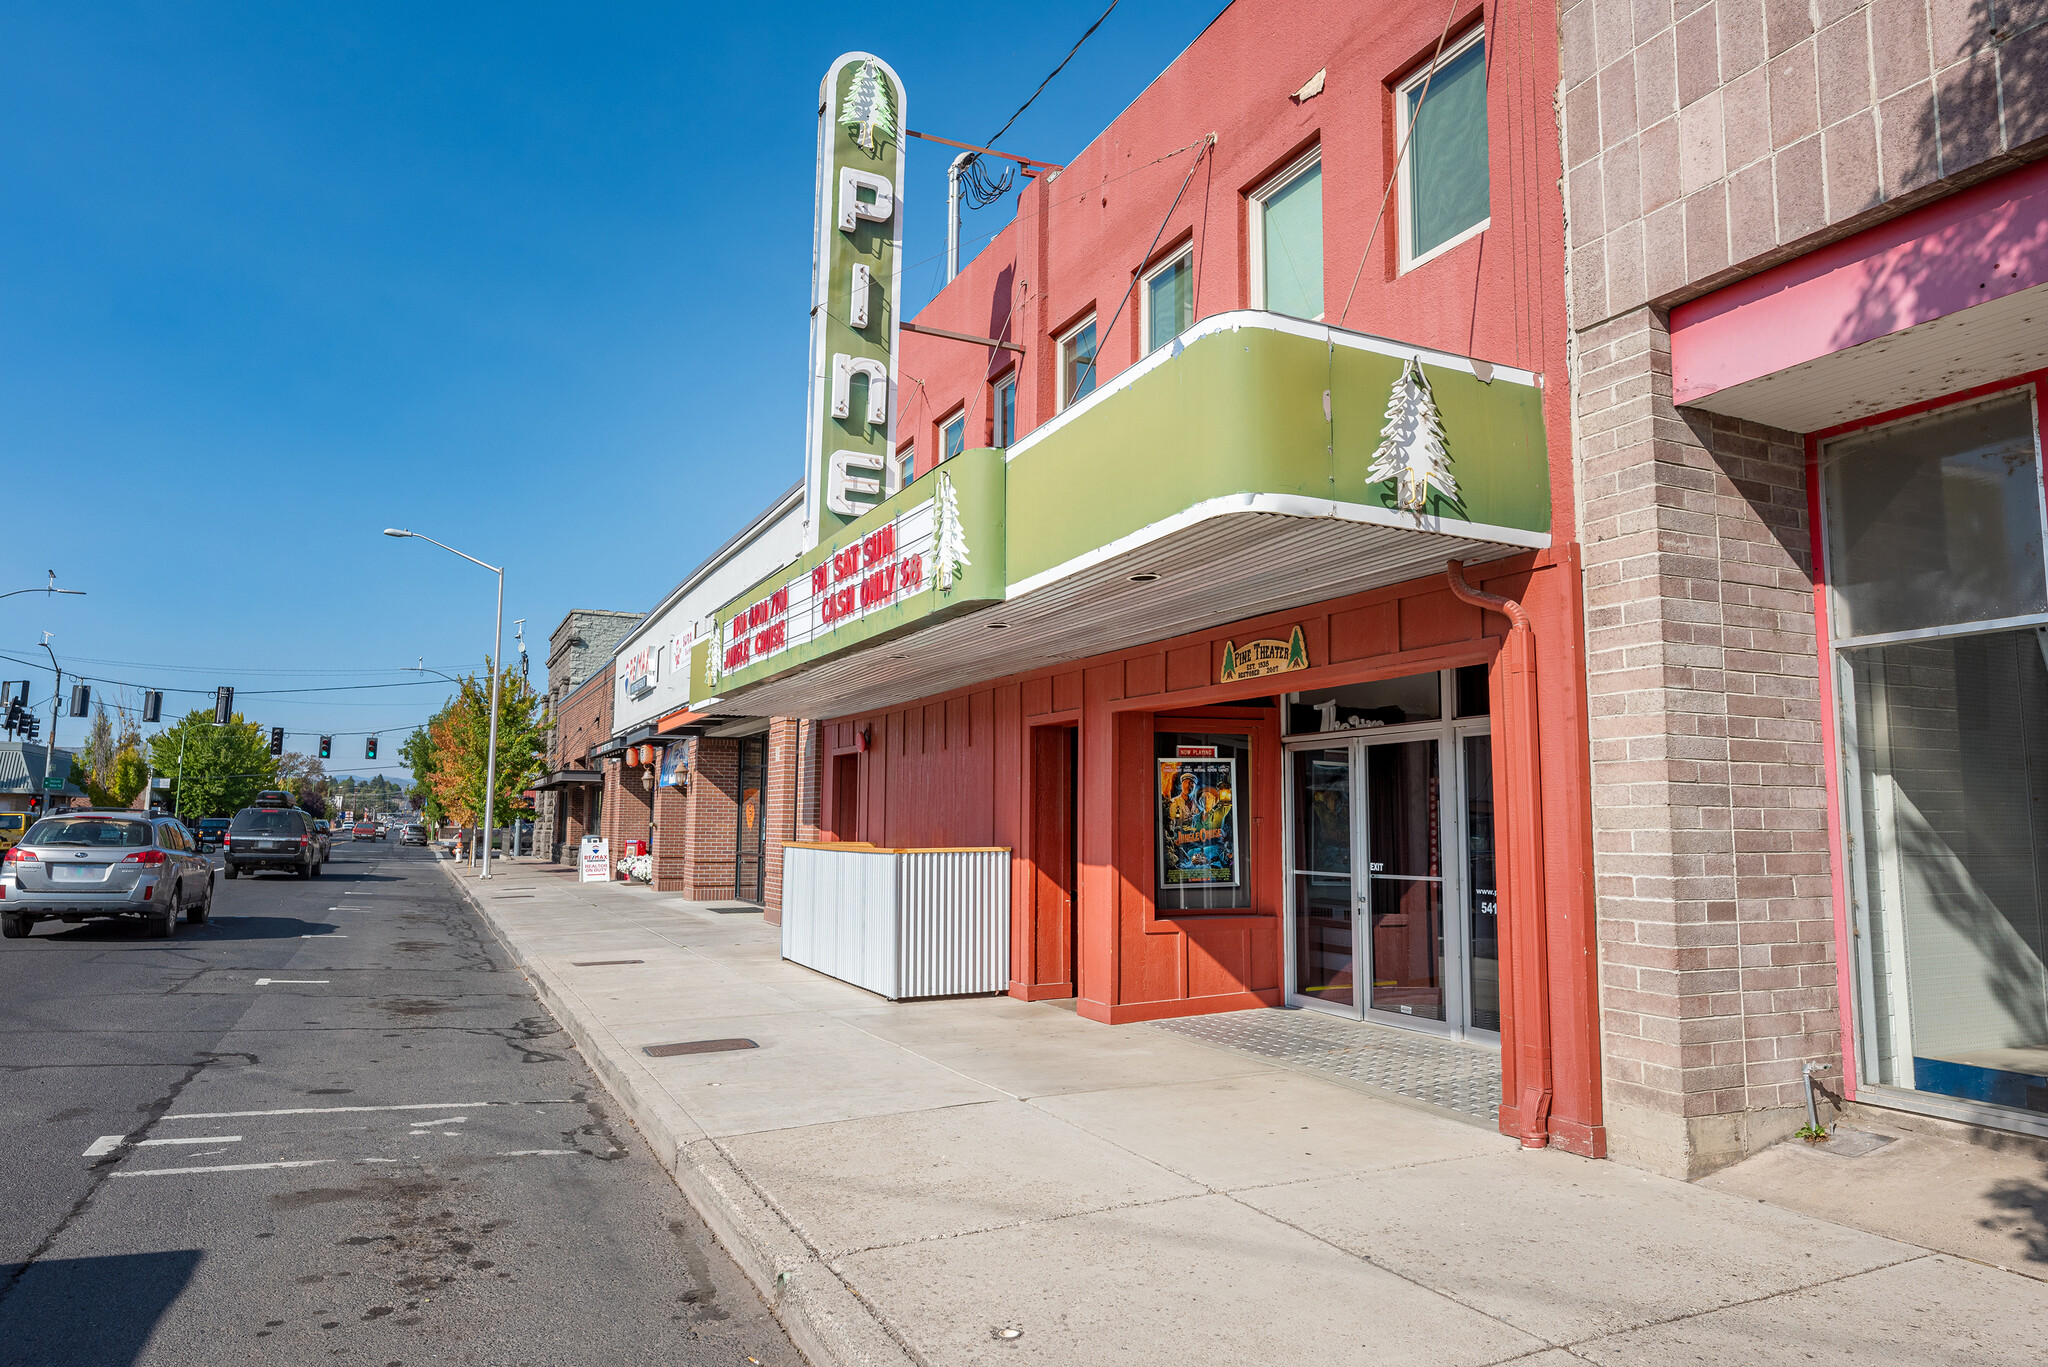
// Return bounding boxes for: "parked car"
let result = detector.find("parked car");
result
[399,823,428,846]
[1,811,214,938]
[310,820,333,864]
[223,802,321,879]
[194,817,230,852]
[0,813,26,855]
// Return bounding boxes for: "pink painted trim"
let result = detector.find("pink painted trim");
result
[1673,160,2048,407]
[1806,434,1857,1102]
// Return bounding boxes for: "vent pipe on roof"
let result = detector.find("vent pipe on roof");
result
[946,152,971,282]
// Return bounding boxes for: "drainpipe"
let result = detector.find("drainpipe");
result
[1446,560,1554,1148]
[946,152,971,282]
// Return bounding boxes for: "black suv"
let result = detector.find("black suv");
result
[194,817,230,852]
[222,795,322,879]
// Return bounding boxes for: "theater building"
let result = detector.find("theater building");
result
[1561,0,2048,1168]
[695,0,1606,1153]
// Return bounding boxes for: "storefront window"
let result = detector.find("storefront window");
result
[1829,387,2048,1124]
[1155,731,1248,912]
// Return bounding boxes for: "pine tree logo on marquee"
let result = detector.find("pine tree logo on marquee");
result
[1369,355,1459,513]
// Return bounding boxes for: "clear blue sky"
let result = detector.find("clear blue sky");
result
[1,1,1219,776]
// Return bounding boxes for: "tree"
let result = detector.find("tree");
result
[401,721,441,823]
[145,709,277,819]
[72,702,149,808]
[421,659,547,828]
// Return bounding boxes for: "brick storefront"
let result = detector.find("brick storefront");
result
[1561,0,2048,1170]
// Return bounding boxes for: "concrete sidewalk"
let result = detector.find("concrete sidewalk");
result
[443,858,2048,1366]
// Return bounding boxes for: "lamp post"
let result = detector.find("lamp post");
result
[384,530,504,879]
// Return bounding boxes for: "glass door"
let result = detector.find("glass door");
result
[1283,667,1496,1041]
[1290,748,1356,1008]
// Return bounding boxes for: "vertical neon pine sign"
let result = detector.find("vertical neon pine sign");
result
[803,53,907,550]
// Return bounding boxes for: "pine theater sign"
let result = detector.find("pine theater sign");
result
[805,54,908,549]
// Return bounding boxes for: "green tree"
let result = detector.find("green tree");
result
[146,709,278,819]
[423,659,547,827]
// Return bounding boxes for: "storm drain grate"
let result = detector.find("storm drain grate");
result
[643,1038,758,1058]
[1149,1008,1501,1123]
[571,959,645,967]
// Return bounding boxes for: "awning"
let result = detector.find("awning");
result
[531,769,603,790]
[589,738,629,760]
[656,708,710,734]
[699,311,1550,719]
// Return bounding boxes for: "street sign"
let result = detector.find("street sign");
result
[43,777,62,790]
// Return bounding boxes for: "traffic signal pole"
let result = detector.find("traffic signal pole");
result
[39,642,60,810]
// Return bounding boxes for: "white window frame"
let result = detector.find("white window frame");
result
[889,441,914,495]
[993,373,1017,447]
[1057,314,1099,412]
[940,411,967,463]
[1139,244,1196,354]
[1396,25,1490,273]
[1249,148,1323,318]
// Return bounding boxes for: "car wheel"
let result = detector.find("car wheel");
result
[224,863,239,880]
[297,861,312,879]
[2,913,29,939]
[184,882,208,924]
[150,893,177,939]
[311,862,322,878]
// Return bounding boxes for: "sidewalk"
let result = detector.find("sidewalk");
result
[442,857,2048,1366]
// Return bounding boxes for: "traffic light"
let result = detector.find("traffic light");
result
[26,716,39,742]
[143,690,163,724]
[3,694,20,734]
[269,726,284,756]
[214,686,233,725]
[365,736,378,760]
[319,735,332,759]
[68,684,90,717]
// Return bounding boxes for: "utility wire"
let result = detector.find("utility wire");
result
[957,0,1120,208]
[0,650,448,696]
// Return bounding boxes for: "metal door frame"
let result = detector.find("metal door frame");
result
[1281,668,1495,1043]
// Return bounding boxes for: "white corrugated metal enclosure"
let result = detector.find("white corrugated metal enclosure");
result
[780,844,1010,1000]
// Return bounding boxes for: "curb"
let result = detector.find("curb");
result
[438,862,918,1367]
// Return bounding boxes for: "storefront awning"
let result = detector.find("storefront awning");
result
[531,769,604,790]
[698,311,1551,718]
[1671,159,2048,432]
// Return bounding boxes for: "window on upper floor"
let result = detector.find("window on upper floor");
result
[1059,316,1098,411]
[1251,150,1323,319]
[993,374,1017,447]
[893,439,915,492]
[1142,246,1195,354]
[1399,28,1489,270]
[941,411,966,462]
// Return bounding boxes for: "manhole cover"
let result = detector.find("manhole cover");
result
[571,959,645,967]
[643,1038,758,1058]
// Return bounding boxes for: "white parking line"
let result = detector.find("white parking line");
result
[161,1100,571,1121]
[408,1116,466,1128]
[136,1135,243,1148]
[495,1149,578,1157]
[82,1135,125,1157]
[299,934,347,938]
[253,979,329,985]
[111,1159,335,1178]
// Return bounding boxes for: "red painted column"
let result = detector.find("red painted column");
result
[1448,560,1554,1149]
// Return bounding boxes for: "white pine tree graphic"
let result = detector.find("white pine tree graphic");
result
[933,472,972,592]
[1367,355,1457,513]
[839,60,896,155]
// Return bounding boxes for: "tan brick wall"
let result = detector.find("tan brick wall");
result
[1575,309,1840,1174]
[1562,0,2048,330]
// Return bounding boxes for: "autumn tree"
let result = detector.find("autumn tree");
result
[421,660,547,828]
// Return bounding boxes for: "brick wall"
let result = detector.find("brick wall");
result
[760,717,809,921]
[1560,0,2048,1175]
[680,738,739,902]
[1562,0,2048,329]
[1574,309,1837,1174]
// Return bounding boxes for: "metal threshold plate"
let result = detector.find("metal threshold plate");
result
[571,959,645,967]
[643,1038,758,1058]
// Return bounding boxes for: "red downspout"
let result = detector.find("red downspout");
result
[1447,560,1553,1148]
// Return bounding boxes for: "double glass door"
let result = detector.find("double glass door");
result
[1287,729,1497,1038]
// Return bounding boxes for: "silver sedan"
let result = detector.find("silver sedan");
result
[0,812,214,939]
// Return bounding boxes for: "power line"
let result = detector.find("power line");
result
[957,0,1121,209]
[0,650,448,696]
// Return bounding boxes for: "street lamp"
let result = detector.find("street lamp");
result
[384,529,505,879]
[0,571,87,602]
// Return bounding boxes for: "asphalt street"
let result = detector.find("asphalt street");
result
[0,838,802,1367]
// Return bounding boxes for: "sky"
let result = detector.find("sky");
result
[0,0,1220,778]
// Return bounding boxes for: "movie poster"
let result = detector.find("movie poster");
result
[1157,755,1239,887]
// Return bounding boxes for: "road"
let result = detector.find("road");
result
[0,839,802,1367]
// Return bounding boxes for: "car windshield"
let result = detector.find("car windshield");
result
[231,811,297,834]
[25,817,152,847]
[200,820,228,830]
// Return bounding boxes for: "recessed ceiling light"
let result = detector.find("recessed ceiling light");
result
[1128,571,1161,583]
